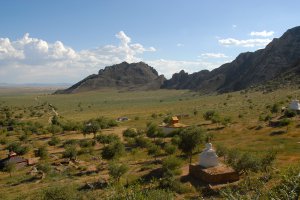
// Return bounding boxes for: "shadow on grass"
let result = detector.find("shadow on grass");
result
[207,127,225,131]
[269,130,286,136]
[140,168,163,183]
[10,176,39,186]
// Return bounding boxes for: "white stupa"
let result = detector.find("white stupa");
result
[199,143,219,168]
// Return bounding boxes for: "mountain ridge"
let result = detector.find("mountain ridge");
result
[56,26,300,94]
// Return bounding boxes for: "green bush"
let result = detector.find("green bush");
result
[278,118,291,127]
[35,146,48,159]
[164,143,176,155]
[284,109,297,118]
[39,185,80,200]
[102,141,125,160]
[6,142,29,155]
[63,145,78,160]
[203,110,218,121]
[135,136,151,148]
[108,162,128,183]
[48,136,60,146]
[123,128,138,137]
[79,139,96,148]
[162,156,183,177]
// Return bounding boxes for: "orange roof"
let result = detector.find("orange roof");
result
[172,116,179,121]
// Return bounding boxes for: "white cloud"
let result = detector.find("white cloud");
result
[200,53,228,58]
[0,31,156,83]
[218,38,272,47]
[232,25,237,29]
[176,43,184,47]
[250,30,274,37]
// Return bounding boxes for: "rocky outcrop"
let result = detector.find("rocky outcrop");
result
[55,62,166,93]
[163,26,300,93]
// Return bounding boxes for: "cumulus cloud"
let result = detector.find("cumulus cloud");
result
[218,38,272,47]
[250,30,274,37]
[200,53,228,58]
[0,31,156,83]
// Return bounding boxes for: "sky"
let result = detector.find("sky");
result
[0,0,299,84]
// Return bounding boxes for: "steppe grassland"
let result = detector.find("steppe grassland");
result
[1,87,299,165]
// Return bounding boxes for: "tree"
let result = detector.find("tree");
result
[178,126,206,163]
[4,161,16,177]
[82,120,100,138]
[108,162,128,183]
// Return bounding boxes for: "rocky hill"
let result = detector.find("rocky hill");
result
[55,62,166,93]
[56,26,300,94]
[162,26,300,93]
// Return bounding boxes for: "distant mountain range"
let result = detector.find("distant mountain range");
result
[56,26,300,94]
[0,83,71,88]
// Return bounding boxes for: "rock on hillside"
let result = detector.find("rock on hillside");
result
[55,62,166,93]
[162,26,300,93]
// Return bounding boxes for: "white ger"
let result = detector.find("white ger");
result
[199,143,219,168]
[289,100,300,111]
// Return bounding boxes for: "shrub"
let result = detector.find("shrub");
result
[101,141,125,160]
[284,109,297,118]
[39,185,80,200]
[96,133,120,145]
[123,128,138,137]
[164,143,176,155]
[63,139,78,147]
[47,124,63,135]
[203,110,218,121]
[134,136,151,148]
[63,145,78,160]
[37,162,52,174]
[79,139,96,148]
[35,146,48,159]
[162,156,183,177]
[48,136,60,146]
[278,118,291,127]
[6,142,29,155]
[147,144,161,161]
[108,162,128,182]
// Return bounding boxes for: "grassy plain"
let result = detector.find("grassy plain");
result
[0,87,299,199]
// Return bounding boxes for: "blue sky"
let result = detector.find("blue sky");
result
[0,0,299,83]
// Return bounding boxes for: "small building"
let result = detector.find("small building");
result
[160,116,189,134]
[171,116,179,124]
[0,151,28,170]
[289,100,300,111]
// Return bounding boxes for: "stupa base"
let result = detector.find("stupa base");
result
[189,163,239,184]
